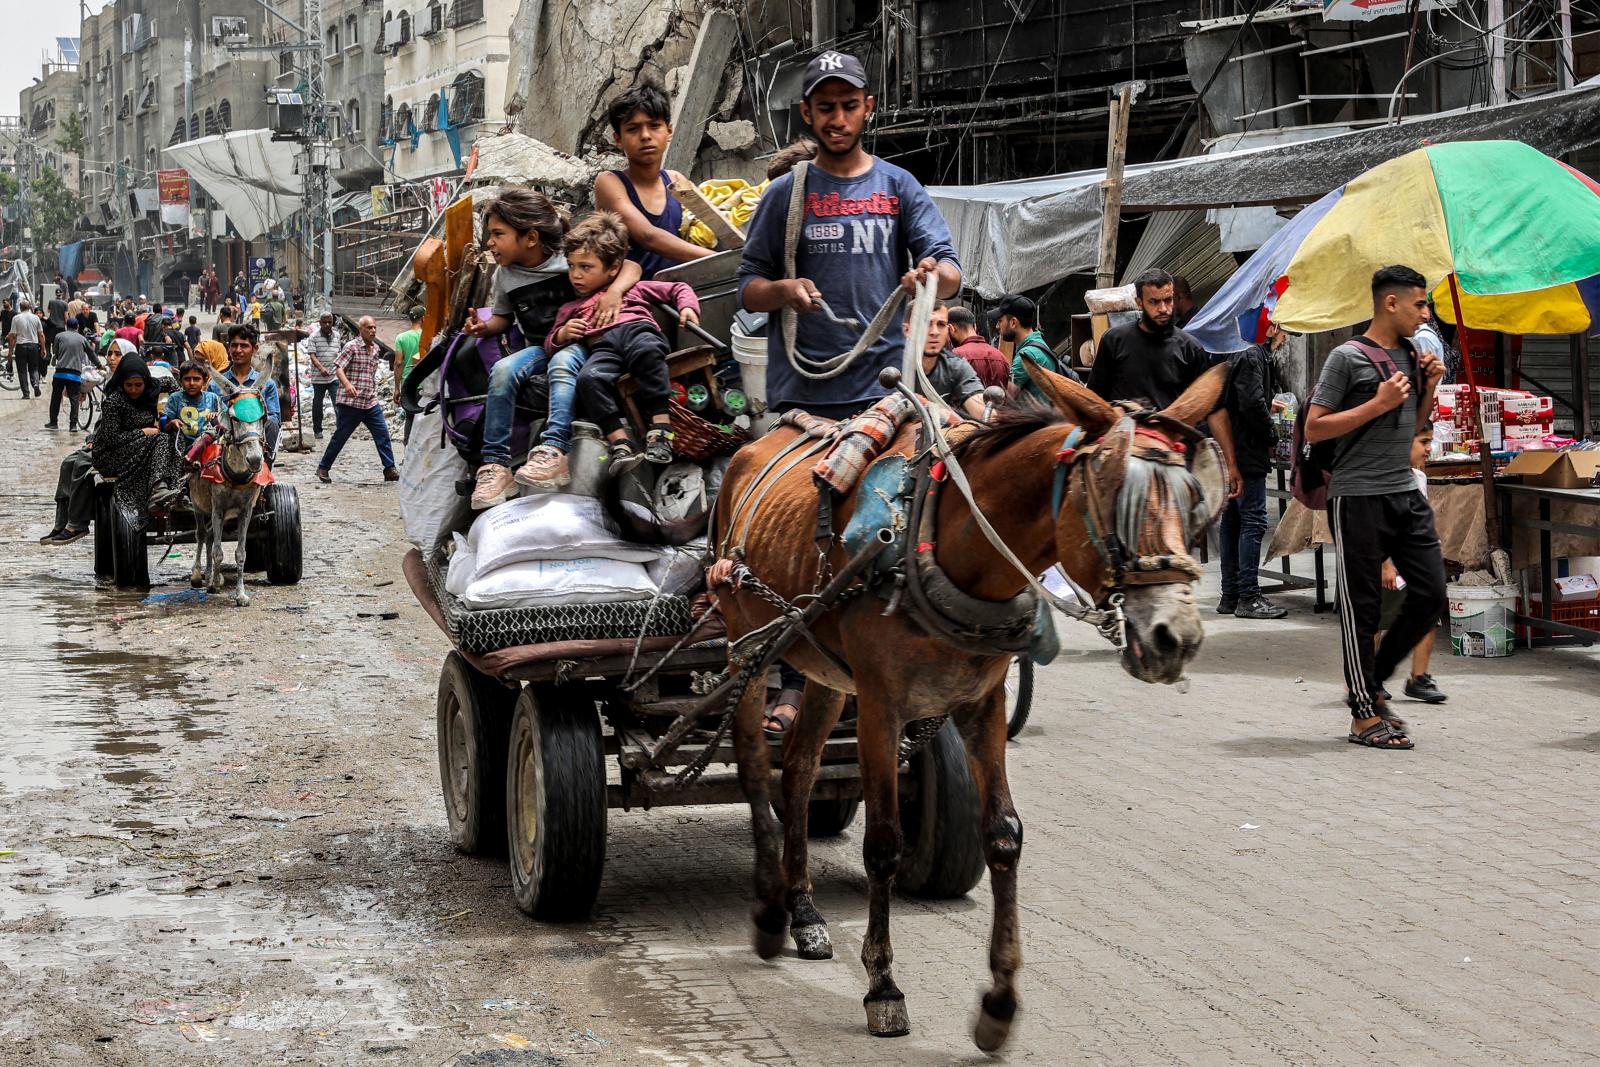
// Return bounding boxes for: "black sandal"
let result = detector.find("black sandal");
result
[1348,720,1414,750]
[764,686,805,741]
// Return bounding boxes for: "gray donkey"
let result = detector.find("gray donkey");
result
[189,358,274,606]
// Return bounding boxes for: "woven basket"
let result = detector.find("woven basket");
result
[668,398,748,461]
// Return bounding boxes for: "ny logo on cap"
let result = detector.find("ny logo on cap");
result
[819,51,844,71]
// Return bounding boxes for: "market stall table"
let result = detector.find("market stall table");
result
[1498,482,1600,646]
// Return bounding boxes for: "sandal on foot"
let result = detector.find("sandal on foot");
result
[1348,720,1414,750]
[763,687,804,741]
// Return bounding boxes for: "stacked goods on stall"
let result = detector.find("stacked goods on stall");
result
[1431,384,1557,457]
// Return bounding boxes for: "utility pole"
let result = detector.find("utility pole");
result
[302,0,335,312]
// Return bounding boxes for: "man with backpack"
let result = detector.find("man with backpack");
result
[1217,322,1288,620]
[1304,264,1446,751]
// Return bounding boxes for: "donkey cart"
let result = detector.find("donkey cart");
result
[403,547,992,922]
[93,479,304,591]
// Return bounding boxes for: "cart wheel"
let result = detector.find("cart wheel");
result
[896,719,985,899]
[806,796,860,838]
[1005,657,1034,741]
[110,501,150,590]
[506,684,607,921]
[92,482,115,579]
[435,652,515,856]
[260,484,303,585]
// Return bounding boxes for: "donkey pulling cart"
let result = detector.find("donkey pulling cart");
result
[404,544,994,921]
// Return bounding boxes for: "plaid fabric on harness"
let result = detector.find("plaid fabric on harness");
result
[811,393,961,497]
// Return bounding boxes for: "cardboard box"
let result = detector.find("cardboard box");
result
[1553,575,1600,602]
[1502,449,1600,488]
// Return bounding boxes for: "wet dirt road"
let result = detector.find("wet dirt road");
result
[7,380,1600,1066]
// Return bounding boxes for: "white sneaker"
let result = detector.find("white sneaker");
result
[470,463,515,510]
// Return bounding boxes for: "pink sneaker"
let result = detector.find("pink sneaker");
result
[470,463,515,509]
[514,445,571,490]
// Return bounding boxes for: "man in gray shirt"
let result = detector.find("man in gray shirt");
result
[8,301,45,398]
[904,300,986,417]
[1305,264,1446,750]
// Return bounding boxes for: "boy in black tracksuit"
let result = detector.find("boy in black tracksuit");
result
[1305,265,1446,751]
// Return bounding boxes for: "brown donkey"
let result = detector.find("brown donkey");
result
[710,361,1227,1051]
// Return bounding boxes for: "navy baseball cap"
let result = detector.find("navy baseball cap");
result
[802,50,868,98]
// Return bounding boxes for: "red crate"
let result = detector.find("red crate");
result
[1516,597,1600,639]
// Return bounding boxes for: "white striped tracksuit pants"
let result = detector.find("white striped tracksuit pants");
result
[1329,490,1447,715]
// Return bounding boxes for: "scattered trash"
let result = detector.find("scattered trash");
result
[143,589,208,605]
[1239,824,1259,831]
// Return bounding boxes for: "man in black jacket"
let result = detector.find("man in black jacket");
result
[1217,322,1287,620]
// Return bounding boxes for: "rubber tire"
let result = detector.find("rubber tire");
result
[110,500,150,590]
[260,484,303,585]
[806,796,861,838]
[896,719,985,899]
[1005,657,1035,741]
[435,652,516,856]
[92,482,115,579]
[506,684,607,921]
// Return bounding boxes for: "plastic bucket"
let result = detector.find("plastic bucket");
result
[1447,583,1517,657]
[731,331,767,410]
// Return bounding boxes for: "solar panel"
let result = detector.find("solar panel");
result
[56,37,80,63]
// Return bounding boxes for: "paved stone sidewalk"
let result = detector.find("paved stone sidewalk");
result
[586,578,1600,1065]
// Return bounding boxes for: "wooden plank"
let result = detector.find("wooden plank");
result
[671,175,745,250]
[664,9,739,178]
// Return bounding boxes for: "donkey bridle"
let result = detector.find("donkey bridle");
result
[1052,409,1208,592]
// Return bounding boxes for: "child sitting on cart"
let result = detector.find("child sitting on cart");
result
[549,212,701,473]
[465,188,646,508]
[162,360,221,460]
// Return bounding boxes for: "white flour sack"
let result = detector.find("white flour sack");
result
[461,557,657,610]
[467,494,664,575]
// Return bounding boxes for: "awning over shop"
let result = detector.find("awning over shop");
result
[162,130,306,241]
[928,83,1600,298]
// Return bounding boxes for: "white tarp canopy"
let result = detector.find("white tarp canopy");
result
[163,130,305,241]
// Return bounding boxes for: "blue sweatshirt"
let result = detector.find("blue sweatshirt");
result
[737,159,959,413]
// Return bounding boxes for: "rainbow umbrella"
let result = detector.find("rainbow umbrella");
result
[1272,141,1600,335]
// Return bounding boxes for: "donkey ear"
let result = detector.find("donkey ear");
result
[1022,357,1118,436]
[1160,362,1228,428]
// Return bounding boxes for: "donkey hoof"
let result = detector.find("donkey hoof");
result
[751,909,786,960]
[864,994,910,1038]
[790,921,833,960]
[973,991,1018,1052]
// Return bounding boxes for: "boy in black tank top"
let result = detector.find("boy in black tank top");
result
[592,83,715,282]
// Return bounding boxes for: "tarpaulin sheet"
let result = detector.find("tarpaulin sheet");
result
[926,82,1600,299]
[162,130,306,241]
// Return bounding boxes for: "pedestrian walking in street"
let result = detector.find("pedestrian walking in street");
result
[1217,321,1288,620]
[8,300,46,398]
[304,313,343,441]
[392,306,424,446]
[45,318,102,433]
[1304,264,1447,750]
[1376,427,1449,706]
[947,304,1009,389]
[995,293,1075,396]
[315,316,398,484]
